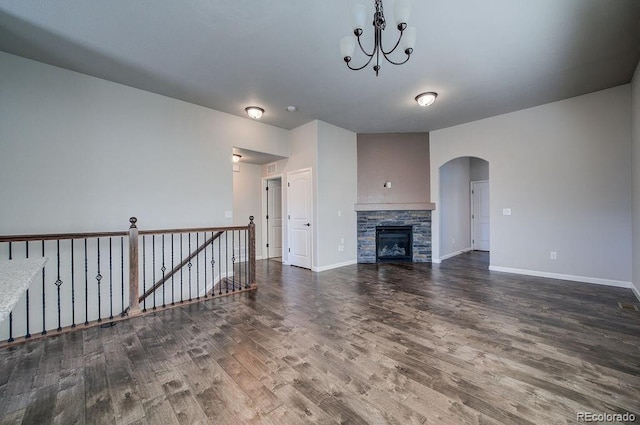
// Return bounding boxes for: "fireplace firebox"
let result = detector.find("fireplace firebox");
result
[376,226,413,262]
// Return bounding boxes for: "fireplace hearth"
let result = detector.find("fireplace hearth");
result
[376,226,412,262]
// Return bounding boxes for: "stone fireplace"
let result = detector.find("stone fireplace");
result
[357,210,431,263]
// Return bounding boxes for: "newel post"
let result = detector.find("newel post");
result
[248,216,256,288]
[128,217,141,315]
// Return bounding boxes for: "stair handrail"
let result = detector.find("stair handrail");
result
[138,231,224,303]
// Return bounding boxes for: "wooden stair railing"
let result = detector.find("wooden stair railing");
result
[0,216,257,348]
[138,231,223,304]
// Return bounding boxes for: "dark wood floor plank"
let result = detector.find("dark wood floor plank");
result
[84,352,116,424]
[52,368,85,425]
[20,384,57,425]
[1,252,639,424]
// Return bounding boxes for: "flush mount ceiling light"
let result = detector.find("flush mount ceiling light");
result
[415,92,438,107]
[232,154,242,163]
[340,0,416,76]
[245,106,264,119]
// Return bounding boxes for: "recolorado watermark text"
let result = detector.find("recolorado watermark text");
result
[576,412,636,422]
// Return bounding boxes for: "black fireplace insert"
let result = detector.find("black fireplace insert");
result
[376,226,413,262]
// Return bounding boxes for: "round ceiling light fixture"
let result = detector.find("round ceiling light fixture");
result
[415,92,438,107]
[245,106,264,119]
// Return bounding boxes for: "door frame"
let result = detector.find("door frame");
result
[470,180,490,251]
[261,174,283,260]
[286,167,313,269]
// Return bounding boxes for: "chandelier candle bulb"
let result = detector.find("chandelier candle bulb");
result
[350,4,368,32]
[402,27,417,53]
[393,0,411,27]
[341,36,356,59]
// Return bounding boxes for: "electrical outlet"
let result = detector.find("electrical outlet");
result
[338,245,344,252]
[550,251,557,260]
[340,238,344,244]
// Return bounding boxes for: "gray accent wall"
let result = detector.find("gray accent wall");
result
[431,85,632,286]
[357,133,430,205]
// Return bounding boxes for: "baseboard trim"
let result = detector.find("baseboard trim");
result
[312,259,358,273]
[439,247,472,262]
[632,285,640,302]
[488,266,632,289]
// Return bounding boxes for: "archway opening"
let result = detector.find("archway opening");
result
[438,156,490,262]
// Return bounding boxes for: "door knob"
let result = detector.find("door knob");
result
[304,223,310,226]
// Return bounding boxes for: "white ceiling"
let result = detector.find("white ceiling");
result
[1,0,639,134]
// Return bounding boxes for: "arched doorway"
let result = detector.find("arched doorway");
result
[438,156,489,261]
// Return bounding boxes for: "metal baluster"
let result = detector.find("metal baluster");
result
[152,235,156,310]
[180,234,184,303]
[84,239,89,325]
[210,232,215,298]
[55,239,63,331]
[41,240,46,335]
[96,238,102,323]
[24,241,31,338]
[232,230,236,291]
[225,232,229,293]
[7,243,13,342]
[142,236,146,312]
[71,239,76,327]
[204,232,208,299]
[120,237,125,317]
[238,230,242,289]
[161,234,166,308]
[245,229,248,288]
[171,234,175,306]
[196,232,200,299]
[109,238,113,320]
[218,236,222,295]
[188,233,192,301]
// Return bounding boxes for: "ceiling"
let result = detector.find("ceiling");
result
[1,0,639,134]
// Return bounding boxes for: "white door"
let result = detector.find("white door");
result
[287,168,312,269]
[267,179,282,258]
[472,181,490,251]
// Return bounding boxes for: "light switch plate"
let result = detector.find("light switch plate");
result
[502,208,512,216]
[224,211,232,218]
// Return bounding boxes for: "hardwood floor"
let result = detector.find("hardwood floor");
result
[1,252,639,424]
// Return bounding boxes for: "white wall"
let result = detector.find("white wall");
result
[264,120,358,271]
[0,51,290,234]
[269,121,318,265]
[632,61,640,299]
[439,157,472,258]
[316,120,358,270]
[431,85,632,287]
[233,163,263,257]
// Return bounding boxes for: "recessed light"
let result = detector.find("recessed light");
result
[415,92,438,107]
[286,106,297,112]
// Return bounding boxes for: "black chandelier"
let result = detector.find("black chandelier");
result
[340,0,416,76]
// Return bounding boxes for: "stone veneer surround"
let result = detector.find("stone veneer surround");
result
[357,210,432,263]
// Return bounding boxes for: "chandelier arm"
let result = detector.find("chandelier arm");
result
[345,53,376,71]
[380,51,411,66]
[380,29,404,56]
[355,33,375,58]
